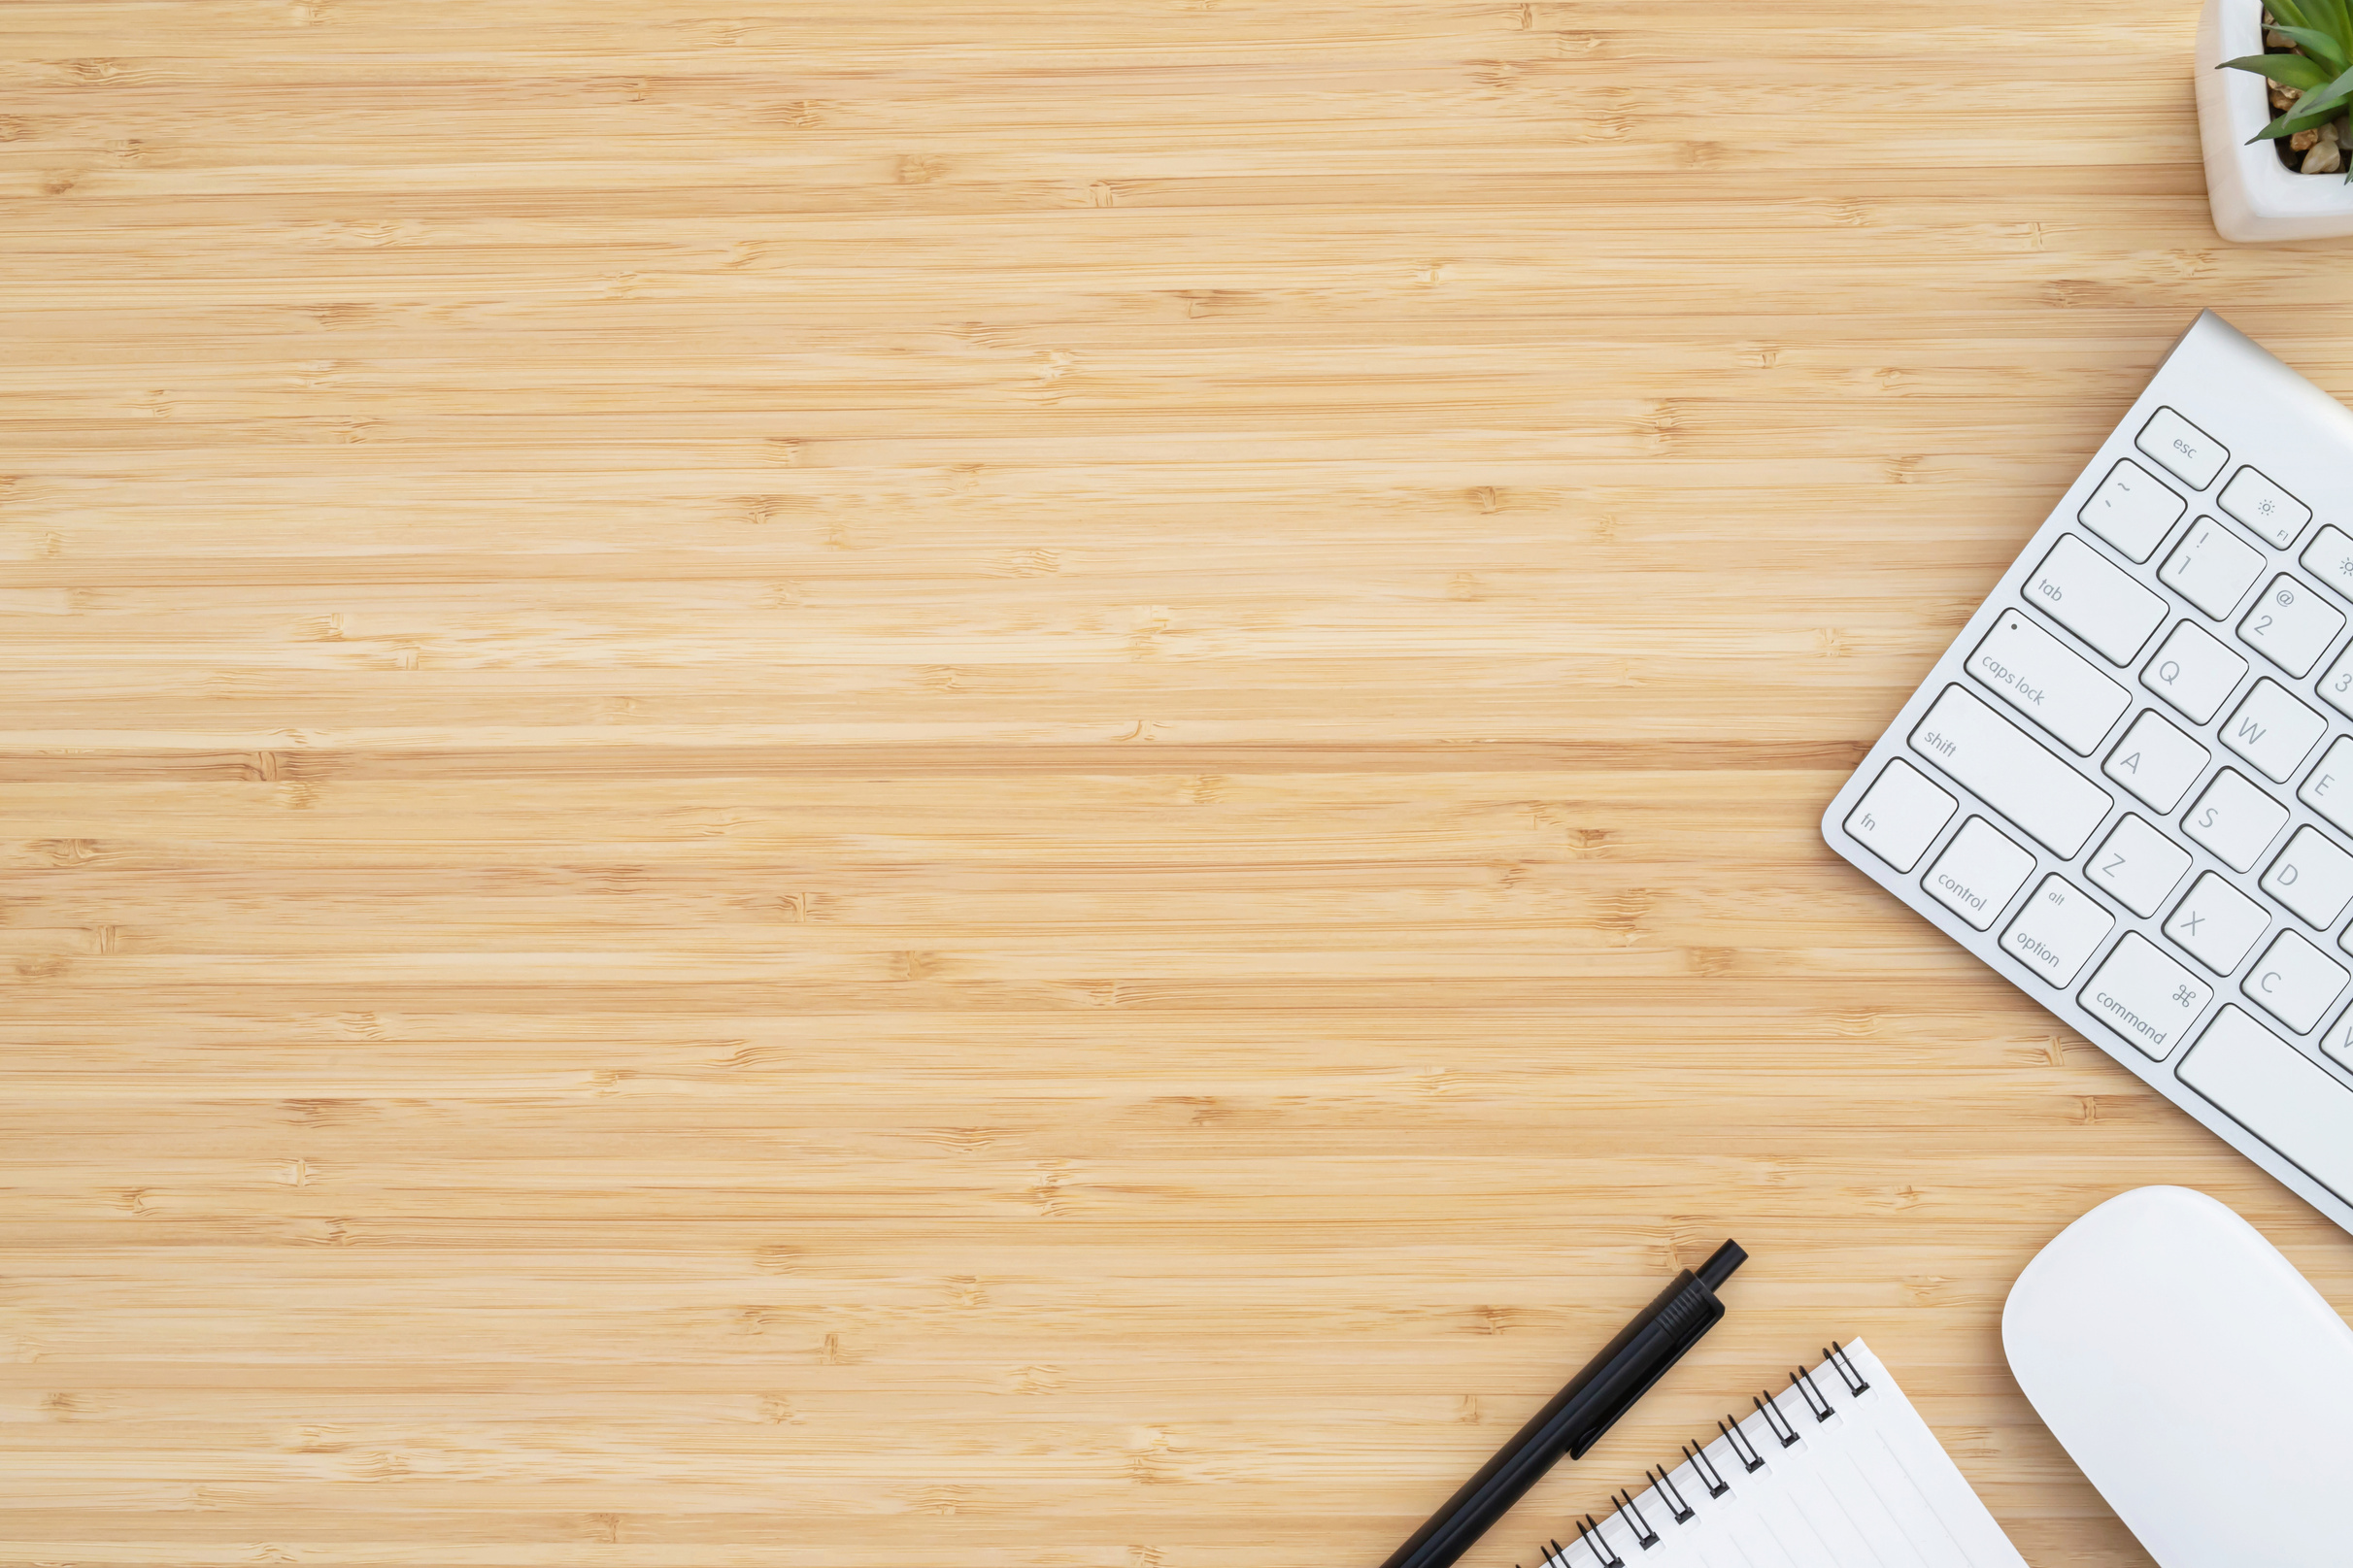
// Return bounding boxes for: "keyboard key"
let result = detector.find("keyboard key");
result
[1908,686,2113,857]
[2238,575,2344,678]
[2080,932,2212,1061]
[2263,826,2353,929]
[2078,459,2187,562]
[2315,638,2353,721]
[2101,709,2208,812]
[2183,768,2289,873]
[2160,517,2266,619]
[2001,876,2114,987]
[2301,525,2353,611]
[2087,814,2194,917]
[2029,535,2167,662]
[2242,930,2348,1033]
[2299,737,2353,838]
[2178,1007,2353,1206]
[1966,609,2131,754]
[1843,758,1956,873]
[2320,1007,2353,1073]
[2135,406,2228,490]
[1922,817,2035,931]
[2140,620,2247,723]
[2220,465,2311,549]
[2167,872,2269,974]
[2218,678,2328,784]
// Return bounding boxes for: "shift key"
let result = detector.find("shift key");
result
[1967,609,2132,754]
[1911,685,2113,856]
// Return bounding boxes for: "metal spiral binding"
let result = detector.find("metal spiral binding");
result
[1719,1414,1765,1471]
[1791,1363,1834,1422]
[1826,1340,1871,1396]
[1753,1391,1800,1448]
[1645,1462,1694,1523]
[1535,1516,1625,1568]
[1611,1489,1658,1549]
[1680,1439,1728,1498]
[1520,1344,1879,1566]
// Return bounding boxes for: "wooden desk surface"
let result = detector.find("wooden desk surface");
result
[6,3,2351,1564]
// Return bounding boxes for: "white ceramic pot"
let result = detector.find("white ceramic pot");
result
[2197,0,2353,241]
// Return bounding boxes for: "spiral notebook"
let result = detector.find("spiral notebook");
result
[1529,1342,2026,1568]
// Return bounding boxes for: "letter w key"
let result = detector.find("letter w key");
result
[2221,679,2328,783]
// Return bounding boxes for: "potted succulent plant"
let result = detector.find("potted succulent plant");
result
[2197,0,2353,239]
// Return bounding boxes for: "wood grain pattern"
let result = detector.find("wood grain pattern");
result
[5,3,2351,1564]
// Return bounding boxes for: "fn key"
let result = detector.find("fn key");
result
[1844,759,1956,873]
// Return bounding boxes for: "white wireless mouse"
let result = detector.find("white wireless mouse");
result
[2001,1185,2353,1567]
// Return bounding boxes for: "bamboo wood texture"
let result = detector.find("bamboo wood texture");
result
[5,2,2352,1565]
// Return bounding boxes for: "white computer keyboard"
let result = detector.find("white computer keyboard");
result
[1822,312,2353,1235]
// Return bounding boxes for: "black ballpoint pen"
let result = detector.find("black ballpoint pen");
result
[1377,1239,1747,1568]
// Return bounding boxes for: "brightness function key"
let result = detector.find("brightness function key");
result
[2220,465,2311,549]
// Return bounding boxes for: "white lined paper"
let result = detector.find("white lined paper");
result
[1538,1341,2025,1568]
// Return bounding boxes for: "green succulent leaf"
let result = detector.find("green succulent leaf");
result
[2256,100,2344,140]
[2254,102,2337,140]
[2251,61,2353,138]
[2273,23,2353,70]
[2255,99,2350,141]
[2300,0,2353,49]
[2222,50,2337,88]
[2268,0,2318,26]
[2295,71,2353,117]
